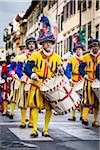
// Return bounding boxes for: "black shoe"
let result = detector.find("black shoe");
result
[68,117,76,121]
[82,120,89,128]
[82,120,88,125]
[30,132,38,138]
[80,117,82,121]
[2,112,6,116]
[28,124,33,128]
[92,122,99,128]
[19,124,26,128]
[42,131,50,137]
[8,114,13,119]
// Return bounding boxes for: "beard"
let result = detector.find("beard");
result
[44,47,51,53]
[90,49,98,56]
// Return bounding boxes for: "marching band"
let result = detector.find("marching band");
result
[0,16,100,138]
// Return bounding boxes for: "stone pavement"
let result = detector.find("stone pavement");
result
[0,108,99,150]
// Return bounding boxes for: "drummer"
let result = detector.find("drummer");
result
[65,44,84,121]
[79,39,100,128]
[24,15,63,138]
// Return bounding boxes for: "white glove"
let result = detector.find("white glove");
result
[57,65,64,75]
[69,79,74,84]
[9,71,15,76]
[31,73,40,81]
[84,74,93,81]
[20,76,26,83]
[24,84,31,92]
[7,77,12,82]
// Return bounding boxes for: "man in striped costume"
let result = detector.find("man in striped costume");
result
[16,38,37,128]
[65,44,84,121]
[24,30,63,138]
[8,45,25,119]
[79,39,99,128]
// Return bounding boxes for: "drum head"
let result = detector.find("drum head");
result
[40,74,64,93]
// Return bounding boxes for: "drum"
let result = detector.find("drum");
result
[91,79,100,102]
[40,74,81,114]
[73,80,84,96]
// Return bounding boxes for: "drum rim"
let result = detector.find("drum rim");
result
[40,73,64,93]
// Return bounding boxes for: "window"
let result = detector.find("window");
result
[57,41,63,56]
[61,41,63,57]
[57,43,60,55]
[48,0,56,9]
[28,16,33,29]
[88,0,92,8]
[88,22,91,38]
[58,12,64,32]
[66,36,72,52]
[58,15,60,32]
[70,0,76,15]
[77,0,80,10]
[67,2,70,18]
[96,24,99,39]
[73,0,76,14]
[61,13,63,31]
[63,5,66,21]
[63,0,76,21]
[82,0,87,12]
[69,36,72,52]
[64,39,67,54]
[96,0,99,10]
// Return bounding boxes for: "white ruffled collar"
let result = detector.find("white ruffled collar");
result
[40,49,53,57]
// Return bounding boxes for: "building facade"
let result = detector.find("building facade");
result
[3,0,100,57]
[3,18,20,55]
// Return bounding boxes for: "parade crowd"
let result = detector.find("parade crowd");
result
[0,16,100,138]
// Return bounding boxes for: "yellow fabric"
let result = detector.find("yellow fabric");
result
[83,79,94,105]
[83,107,89,122]
[68,56,82,82]
[43,110,52,132]
[93,108,98,123]
[80,104,83,118]
[29,51,62,77]
[21,108,26,125]
[81,53,98,106]
[97,53,100,64]
[72,109,76,118]
[31,108,39,133]
[12,55,19,63]
[10,102,16,115]
[29,108,33,125]
[17,53,32,109]
[18,82,28,108]
[3,101,8,114]
[27,51,62,109]
[18,53,27,63]
[11,88,19,104]
[81,53,97,80]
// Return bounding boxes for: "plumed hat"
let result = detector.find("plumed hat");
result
[37,15,55,45]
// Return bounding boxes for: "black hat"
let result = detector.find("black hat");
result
[73,44,84,52]
[26,37,38,49]
[19,44,26,50]
[88,39,100,48]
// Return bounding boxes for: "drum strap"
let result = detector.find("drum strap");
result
[40,51,52,72]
